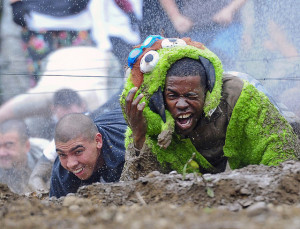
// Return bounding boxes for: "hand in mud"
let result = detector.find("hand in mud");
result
[28,155,52,192]
[125,87,147,149]
[157,129,173,149]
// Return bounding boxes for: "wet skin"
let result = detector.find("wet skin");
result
[164,75,207,136]
[0,131,30,169]
[56,134,103,180]
[125,87,147,150]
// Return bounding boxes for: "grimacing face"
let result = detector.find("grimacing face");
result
[0,131,30,169]
[56,133,103,180]
[164,75,207,136]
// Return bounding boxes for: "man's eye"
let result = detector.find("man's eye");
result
[58,154,67,158]
[185,93,199,100]
[167,94,177,99]
[186,95,199,100]
[75,150,83,155]
[4,142,14,149]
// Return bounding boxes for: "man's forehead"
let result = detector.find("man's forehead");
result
[0,131,20,139]
[165,75,202,86]
[55,103,84,110]
[166,74,201,79]
[56,137,90,150]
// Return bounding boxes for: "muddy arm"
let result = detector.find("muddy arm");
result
[213,0,248,25]
[120,141,168,181]
[158,0,193,34]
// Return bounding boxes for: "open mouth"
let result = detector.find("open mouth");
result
[0,157,12,164]
[73,167,84,175]
[176,113,193,129]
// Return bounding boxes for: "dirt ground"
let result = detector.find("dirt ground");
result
[1,160,300,229]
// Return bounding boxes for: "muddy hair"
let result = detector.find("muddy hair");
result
[55,113,98,143]
[166,57,207,90]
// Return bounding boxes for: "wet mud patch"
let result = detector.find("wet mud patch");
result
[1,160,300,228]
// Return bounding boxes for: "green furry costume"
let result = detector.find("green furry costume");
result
[120,37,299,175]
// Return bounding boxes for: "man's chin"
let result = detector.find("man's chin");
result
[175,121,194,136]
[175,126,193,136]
[0,163,13,170]
[75,174,90,180]
[73,169,90,180]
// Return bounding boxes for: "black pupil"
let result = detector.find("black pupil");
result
[145,54,154,63]
[168,38,177,42]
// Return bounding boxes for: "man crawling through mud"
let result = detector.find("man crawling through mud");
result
[120,35,300,181]
[50,107,127,198]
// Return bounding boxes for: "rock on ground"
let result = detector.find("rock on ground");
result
[1,160,300,229]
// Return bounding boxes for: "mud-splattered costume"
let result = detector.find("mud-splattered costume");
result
[120,36,300,180]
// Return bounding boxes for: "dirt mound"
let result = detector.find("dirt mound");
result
[1,160,300,229]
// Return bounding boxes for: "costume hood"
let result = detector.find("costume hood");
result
[121,36,223,132]
[120,36,224,173]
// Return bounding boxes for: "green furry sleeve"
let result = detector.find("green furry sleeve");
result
[223,81,299,169]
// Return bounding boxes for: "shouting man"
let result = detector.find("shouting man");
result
[120,35,300,180]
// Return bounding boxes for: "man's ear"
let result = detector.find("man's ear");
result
[25,140,31,153]
[95,133,103,149]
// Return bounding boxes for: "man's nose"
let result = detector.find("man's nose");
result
[0,147,8,156]
[66,156,78,169]
[176,97,189,110]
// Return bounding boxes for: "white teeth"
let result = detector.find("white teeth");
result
[73,167,83,174]
[178,114,191,119]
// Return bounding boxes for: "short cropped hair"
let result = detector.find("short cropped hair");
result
[53,88,82,108]
[166,58,207,89]
[55,113,98,143]
[0,119,29,143]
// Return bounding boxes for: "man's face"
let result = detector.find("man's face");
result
[164,75,206,136]
[56,133,103,180]
[0,131,29,169]
[53,104,86,121]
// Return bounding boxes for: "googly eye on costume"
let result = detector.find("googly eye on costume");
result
[127,35,163,68]
[140,50,160,73]
[161,38,187,48]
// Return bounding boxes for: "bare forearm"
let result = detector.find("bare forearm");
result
[159,0,181,21]
[159,0,193,33]
[226,0,248,14]
[0,93,52,122]
[268,20,298,57]
[133,133,146,150]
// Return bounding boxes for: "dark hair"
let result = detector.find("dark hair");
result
[53,88,82,108]
[0,119,29,143]
[55,113,98,143]
[166,58,207,89]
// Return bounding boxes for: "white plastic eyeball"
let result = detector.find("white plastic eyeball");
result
[140,50,160,73]
[125,67,131,79]
[161,38,187,48]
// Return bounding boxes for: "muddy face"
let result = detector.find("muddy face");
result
[164,76,206,136]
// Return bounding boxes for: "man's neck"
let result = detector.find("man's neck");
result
[95,151,105,171]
